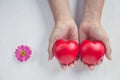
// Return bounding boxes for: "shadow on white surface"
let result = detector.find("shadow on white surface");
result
[36,0,89,75]
[0,0,120,80]
[72,0,89,75]
[74,0,84,26]
[35,0,62,74]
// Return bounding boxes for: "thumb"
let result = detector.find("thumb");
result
[48,41,54,60]
[48,26,67,60]
[102,39,112,60]
[79,30,87,43]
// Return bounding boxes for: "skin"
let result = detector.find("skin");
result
[80,0,112,70]
[48,0,78,70]
[48,0,112,70]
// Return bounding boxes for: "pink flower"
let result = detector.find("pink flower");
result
[15,45,32,62]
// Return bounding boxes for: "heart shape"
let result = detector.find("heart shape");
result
[80,40,105,65]
[53,40,79,65]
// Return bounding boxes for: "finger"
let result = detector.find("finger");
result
[80,60,88,68]
[68,63,74,68]
[96,59,103,65]
[73,60,78,65]
[79,57,82,62]
[89,65,95,70]
[102,39,112,60]
[60,63,67,70]
[84,63,89,68]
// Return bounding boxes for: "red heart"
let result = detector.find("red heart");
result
[80,40,105,65]
[53,40,79,65]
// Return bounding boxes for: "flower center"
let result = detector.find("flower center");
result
[20,51,26,56]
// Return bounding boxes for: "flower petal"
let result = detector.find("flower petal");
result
[15,51,21,58]
[25,45,30,50]
[15,49,21,54]
[16,55,23,62]
[24,55,30,61]
[26,50,32,55]
[24,46,32,55]
[21,45,25,50]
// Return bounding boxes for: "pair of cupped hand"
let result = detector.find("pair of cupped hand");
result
[48,19,112,70]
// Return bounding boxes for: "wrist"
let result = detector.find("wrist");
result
[54,14,73,23]
[80,19,101,27]
[54,18,77,29]
[81,12,101,23]
[81,18,101,25]
[55,16,74,24]
[82,0,104,24]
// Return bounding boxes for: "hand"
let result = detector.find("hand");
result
[48,19,79,70]
[79,22,112,70]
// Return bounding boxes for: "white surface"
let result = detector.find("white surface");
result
[0,0,120,80]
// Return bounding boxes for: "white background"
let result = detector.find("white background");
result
[0,0,120,80]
